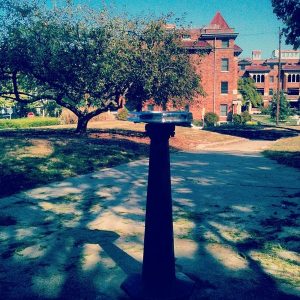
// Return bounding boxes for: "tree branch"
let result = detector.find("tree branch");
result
[56,95,83,117]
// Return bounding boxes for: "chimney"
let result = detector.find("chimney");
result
[252,50,262,60]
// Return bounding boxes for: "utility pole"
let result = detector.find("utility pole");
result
[276,28,282,126]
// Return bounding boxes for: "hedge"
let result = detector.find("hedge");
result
[0,117,61,129]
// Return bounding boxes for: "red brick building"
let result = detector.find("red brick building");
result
[238,49,300,110]
[145,12,243,122]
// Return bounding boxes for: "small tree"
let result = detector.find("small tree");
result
[270,91,291,121]
[238,78,263,111]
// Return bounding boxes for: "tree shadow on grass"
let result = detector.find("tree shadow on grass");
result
[0,130,150,198]
[0,150,299,299]
[206,126,298,141]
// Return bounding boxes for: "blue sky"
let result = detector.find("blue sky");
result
[47,0,293,59]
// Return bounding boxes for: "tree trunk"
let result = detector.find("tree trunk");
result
[75,115,90,134]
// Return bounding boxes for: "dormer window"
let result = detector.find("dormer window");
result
[182,34,191,40]
[222,40,229,48]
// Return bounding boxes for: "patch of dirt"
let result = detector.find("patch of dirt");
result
[27,140,53,156]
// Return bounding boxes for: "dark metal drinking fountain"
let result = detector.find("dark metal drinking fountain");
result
[121,111,194,300]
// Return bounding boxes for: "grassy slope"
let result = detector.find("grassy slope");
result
[263,135,300,169]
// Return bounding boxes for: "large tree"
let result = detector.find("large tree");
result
[0,1,135,133]
[0,1,202,133]
[125,20,203,111]
[238,77,263,111]
[271,0,300,49]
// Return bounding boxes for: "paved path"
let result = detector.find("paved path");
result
[0,140,299,299]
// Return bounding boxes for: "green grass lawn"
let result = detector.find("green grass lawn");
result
[263,135,300,169]
[0,117,60,129]
[0,121,243,198]
[0,132,149,198]
[252,114,300,126]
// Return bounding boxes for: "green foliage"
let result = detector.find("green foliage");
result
[232,112,252,125]
[43,101,62,117]
[238,78,263,109]
[116,108,129,121]
[271,0,300,49]
[122,18,204,110]
[241,111,251,123]
[0,1,203,133]
[232,114,243,125]
[0,117,60,129]
[270,92,292,121]
[204,112,219,127]
[260,106,271,115]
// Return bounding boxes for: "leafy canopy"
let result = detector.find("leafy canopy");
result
[271,0,300,49]
[238,77,263,109]
[270,91,292,121]
[0,1,202,132]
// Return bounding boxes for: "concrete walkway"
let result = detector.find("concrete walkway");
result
[0,140,299,299]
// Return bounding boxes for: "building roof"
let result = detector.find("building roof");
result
[265,58,299,64]
[181,40,212,49]
[246,65,271,72]
[234,44,243,53]
[282,65,300,71]
[239,58,252,64]
[208,11,230,30]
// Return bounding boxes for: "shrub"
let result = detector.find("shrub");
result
[116,108,129,121]
[232,114,243,125]
[204,112,219,127]
[0,117,60,129]
[241,111,251,123]
[260,107,270,115]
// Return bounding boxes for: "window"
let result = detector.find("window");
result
[147,104,154,111]
[288,74,300,82]
[182,34,191,40]
[287,88,299,95]
[221,81,228,94]
[220,104,228,116]
[221,58,229,71]
[222,40,229,48]
[269,76,274,83]
[240,65,245,70]
[253,74,265,83]
[269,88,273,95]
[256,88,264,95]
